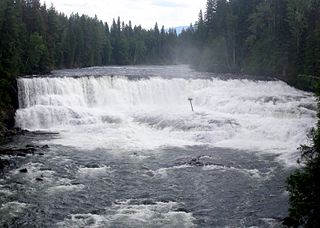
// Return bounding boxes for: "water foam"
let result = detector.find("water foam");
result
[16,76,316,165]
[56,200,195,228]
[0,201,28,220]
[78,165,112,177]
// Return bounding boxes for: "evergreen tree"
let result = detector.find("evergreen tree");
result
[205,0,217,36]
[26,32,50,73]
[0,0,22,78]
[287,93,320,227]
[286,0,310,75]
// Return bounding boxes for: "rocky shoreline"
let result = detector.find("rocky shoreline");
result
[0,128,51,170]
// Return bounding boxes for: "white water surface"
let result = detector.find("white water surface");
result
[15,72,317,165]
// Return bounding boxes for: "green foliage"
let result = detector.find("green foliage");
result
[0,0,22,79]
[180,0,320,89]
[287,126,320,227]
[0,109,7,138]
[0,0,179,73]
[0,79,13,107]
[26,33,50,73]
[286,0,310,53]
[286,82,320,227]
[294,75,319,92]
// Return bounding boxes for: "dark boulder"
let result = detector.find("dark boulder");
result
[19,168,28,173]
[188,157,206,167]
[26,144,35,148]
[174,207,190,213]
[16,152,27,157]
[85,164,100,168]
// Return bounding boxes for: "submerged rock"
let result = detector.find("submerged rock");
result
[0,144,48,162]
[174,207,190,213]
[35,177,44,181]
[175,156,215,167]
[85,164,100,168]
[39,167,52,171]
[26,148,37,153]
[0,158,9,169]
[0,147,36,157]
[19,168,28,173]
[26,144,35,148]
[16,152,27,157]
[141,199,156,205]
[188,158,204,166]
[145,171,155,177]
[187,157,213,167]
[4,128,29,137]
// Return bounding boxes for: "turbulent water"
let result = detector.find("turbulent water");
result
[0,65,317,227]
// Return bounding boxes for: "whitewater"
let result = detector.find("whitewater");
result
[16,68,316,164]
[0,65,317,227]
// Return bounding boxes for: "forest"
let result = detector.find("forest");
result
[179,0,320,91]
[1,0,320,107]
[0,0,319,226]
[1,0,320,109]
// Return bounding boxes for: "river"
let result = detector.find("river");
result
[0,65,317,227]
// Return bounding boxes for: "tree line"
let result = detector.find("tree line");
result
[179,0,320,90]
[0,0,179,108]
[4,0,319,106]
[1,0,320,103]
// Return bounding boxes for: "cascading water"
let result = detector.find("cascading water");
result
[16,75,316,164]
[1,66,317,227]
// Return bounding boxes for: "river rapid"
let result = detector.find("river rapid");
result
[0,65,317,227]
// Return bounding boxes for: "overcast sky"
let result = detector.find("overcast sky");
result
[41,0,206,29]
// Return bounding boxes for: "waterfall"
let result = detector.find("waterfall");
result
[16,76,315,130]
[15,75,317,164]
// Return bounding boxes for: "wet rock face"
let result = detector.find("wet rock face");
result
[0,108,16,132]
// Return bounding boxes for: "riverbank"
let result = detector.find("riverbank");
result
[0,127,53,170]
[0,108,16,140]
[0,103,41,170]
[0,127,30,169]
